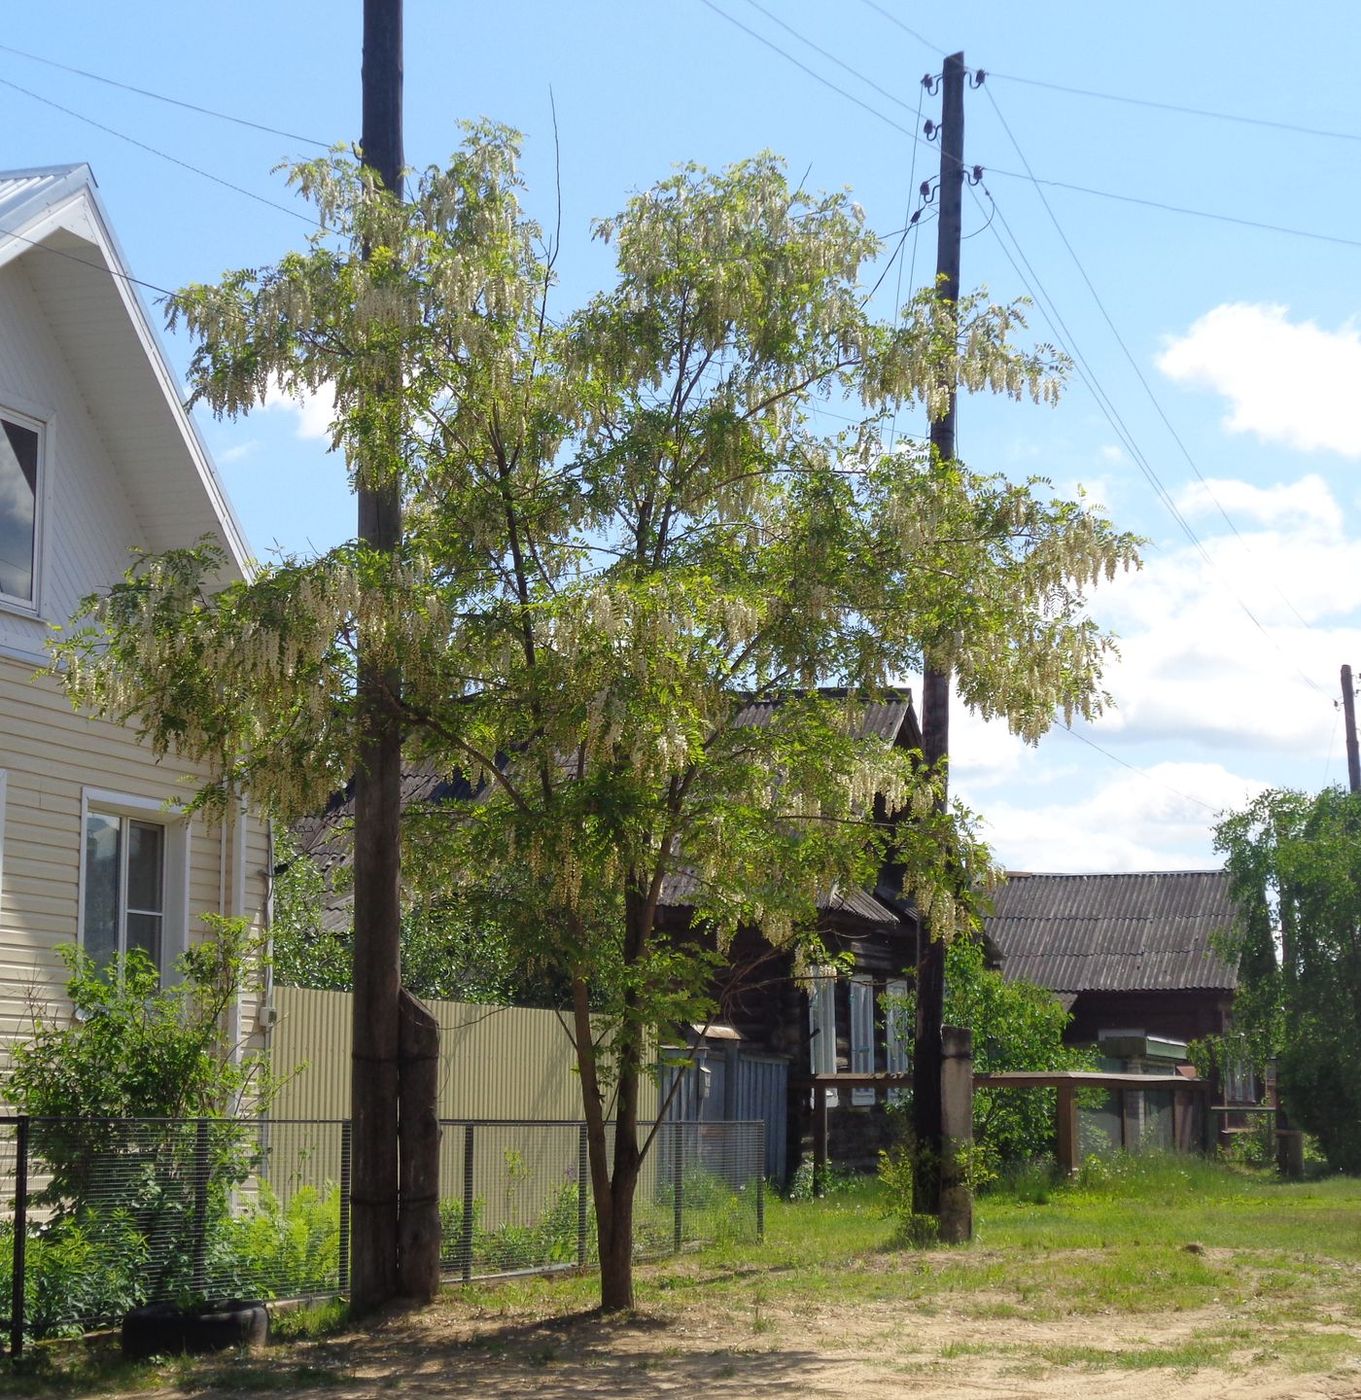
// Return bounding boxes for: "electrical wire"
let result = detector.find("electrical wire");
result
[738,0,920,114]
[979,182,1329,704]
[695,0,935,151]
[850,0,945,57]
[1054,724,1220,816]
[983,164,1361,252]
[0,41,329,148]
[0,217,177,299]
[982,86,1327,684]
[697,3,1361,254]
[0,76,319,229]
[987,68,1361,146]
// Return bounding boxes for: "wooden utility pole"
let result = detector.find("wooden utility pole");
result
[912,50,966,1220]
[351,0,405,1315]
[1343,665,1360,795]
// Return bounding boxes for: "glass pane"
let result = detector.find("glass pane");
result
[126,911,162,968]
[127,821,165,914]
[83,811,121,971]
[0,417,38,602]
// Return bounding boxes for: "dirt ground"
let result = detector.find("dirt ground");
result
[150,1286,1361,1399]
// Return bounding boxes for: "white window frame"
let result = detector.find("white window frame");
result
[809,966,839,1108]
[850,975,876,1105]
[885,977,910,1104]
[0,400,51,619]
[78,788,191,983]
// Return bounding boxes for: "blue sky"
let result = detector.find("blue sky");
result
[4,2,1359,872]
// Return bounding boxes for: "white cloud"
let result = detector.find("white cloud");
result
[216,439,259,465]
[1175,473,1342,535]
[972,761,1266,873]
[1158,303,1361,457]
[261,378,336,442]
[1099,444,1124,464]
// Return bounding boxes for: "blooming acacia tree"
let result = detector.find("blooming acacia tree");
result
[54,126,1139,1309]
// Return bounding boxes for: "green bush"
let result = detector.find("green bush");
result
[208,1184,342,1299]
[0,1211,146,1340]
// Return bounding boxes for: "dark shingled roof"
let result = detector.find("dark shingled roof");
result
[986,870,1238,994]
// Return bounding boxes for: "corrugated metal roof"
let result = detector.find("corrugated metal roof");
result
[658,868,903,929]
[986,870,1238,993]
[733,688,917,745]
[0,164,90,235]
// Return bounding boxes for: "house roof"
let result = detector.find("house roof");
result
[292,688,918,937]
[985,870,1238,994]
[732,689,919,748]
[0,163,251,579]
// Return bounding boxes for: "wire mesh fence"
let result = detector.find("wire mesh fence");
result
[0,1115,764,1353]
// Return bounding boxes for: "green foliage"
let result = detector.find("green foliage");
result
[1215,785,1361,1173]
[784,1159,857,1201]
[0,1212,146,1339]
[5,919,270,1214]
[272,829,570,1004]
[209,1184,343,1299]
[49,128,1139,1303]
[885,933,1093,1174]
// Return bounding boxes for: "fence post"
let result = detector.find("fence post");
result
[1056,1080,1079,1177]
[672,1122,684,1254]
[755,1129,765,1241]
[10,1117,28,1361]
[339,1120,353,1293]
[460,1125,475,1283]
[576,1124,588,1269]
[191,1118,210,1297]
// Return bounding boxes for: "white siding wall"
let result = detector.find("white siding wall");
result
[0,257,143,660]
[0,659,271,1084]
[0,254,270,1090]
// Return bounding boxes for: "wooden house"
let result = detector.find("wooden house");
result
[985,870,1238,1049]
[0,164,270,1075]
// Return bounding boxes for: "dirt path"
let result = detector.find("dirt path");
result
[152,1292,1361,1399]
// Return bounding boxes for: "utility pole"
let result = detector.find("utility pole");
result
[912,49,965,1223]
[352,0,405,1315]
[1342,665,1360,794]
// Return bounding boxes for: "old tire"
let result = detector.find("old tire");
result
[122,1300,269,1358]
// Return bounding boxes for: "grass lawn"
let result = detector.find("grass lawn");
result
[11,1154,1361,1396]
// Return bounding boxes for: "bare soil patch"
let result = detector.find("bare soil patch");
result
[149,1279,1361,1400]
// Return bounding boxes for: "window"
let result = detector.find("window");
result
[808,966,839,1108]
[850,975,875,1105]
[79,790,188,980]
[0,409,42,609]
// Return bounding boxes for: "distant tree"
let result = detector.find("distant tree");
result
[52,129,1138,1308]
[272,831,567,1004]
[1215,785,1361,1171]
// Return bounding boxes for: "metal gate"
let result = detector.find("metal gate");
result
[662,1048,788,1183]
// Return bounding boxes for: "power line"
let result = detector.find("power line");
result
[983,86,1327,681]
[0,217,177,299]
[0,76,319,229]
[695,4,1361,255]
[0,41,329,149]
[1055,724,1220,816]
[984,164,1361,252]
[979,187,1329,703]
[850,0,945,57]
[695,0,934,151]
[738,0,919,114]
[987,68,1361,146]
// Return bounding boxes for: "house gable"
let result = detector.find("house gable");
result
[0,164,250,659]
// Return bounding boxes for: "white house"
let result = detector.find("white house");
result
[0,163,270,1070]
